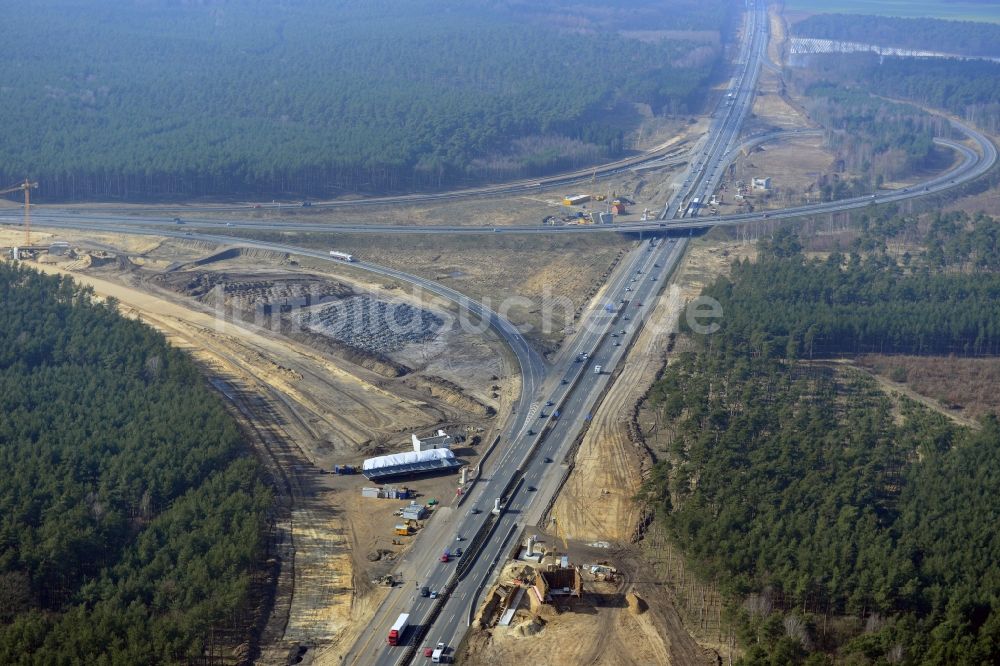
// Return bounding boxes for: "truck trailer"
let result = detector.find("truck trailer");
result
[387,613,409,646]
[329,250,356,262]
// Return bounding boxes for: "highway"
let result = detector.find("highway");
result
[0,0,995,663]
[341,238,692,666]
[349,3,770,665]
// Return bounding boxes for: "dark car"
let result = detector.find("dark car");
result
[420,586,430,597]
[527,485,536,491]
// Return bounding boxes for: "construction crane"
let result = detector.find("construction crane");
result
[549,516,568,550]
[0,179,39,246]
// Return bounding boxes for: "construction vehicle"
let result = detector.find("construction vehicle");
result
[395,524,410,536]
[0,179,38,246]
[387,613,409,646]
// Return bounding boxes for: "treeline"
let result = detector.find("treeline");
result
[643,230,1000,662]
[843,209,1000,272]
[792,13,1000,57]
[793,82,947,186]
[646,350,1000,663]
[0,0,732,201]
[0,263,273,662]
[794,54,1000,133]
[697,230,1000,357]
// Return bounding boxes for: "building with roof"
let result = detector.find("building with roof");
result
[412,429,454,452]
[362,448,461,482]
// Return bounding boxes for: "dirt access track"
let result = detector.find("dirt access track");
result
[21,233,516,664]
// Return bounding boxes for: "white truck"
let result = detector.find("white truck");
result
[387,612,409,646]
[594,364,602,374]
[329,250,356,262]
[432,642,446,663]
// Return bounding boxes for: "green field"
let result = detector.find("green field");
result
[784,0,1000,23]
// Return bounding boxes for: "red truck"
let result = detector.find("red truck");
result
[387,613,409,646]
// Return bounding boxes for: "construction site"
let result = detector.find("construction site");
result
[0,6,919,662]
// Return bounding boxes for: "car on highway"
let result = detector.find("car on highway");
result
[654,262,660,267]
[301,201,312,207]
[455,534,463,541]
[561,378,569,385]
[421,586,430,597]
[527,429,535,436]
[614,341,621,347]
[623,315,630,320]
[225,222,233,227]
[545,400,553,406]
[544,457,552,463]
[424,647,434,658]
[455,547,462,556]
[650,276,656,281]
[469,507,480,515]
[625,287,631,292]
[527,485,536,491]
[430,590,438,599]
[173,217,183,224]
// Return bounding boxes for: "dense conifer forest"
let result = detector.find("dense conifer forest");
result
[0,0,732,200]
[791,13,1000,57]
[0,263,272,662]
[793,55,1000,134]
[644,229,1000,663]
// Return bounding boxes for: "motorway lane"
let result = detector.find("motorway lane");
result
[368,237,689,666]
[352,238,688,665]
[365,6,771,663]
